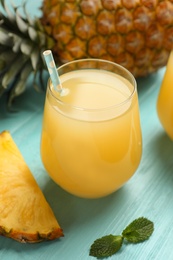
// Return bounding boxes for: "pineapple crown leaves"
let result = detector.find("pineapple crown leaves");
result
[0,0,55,108]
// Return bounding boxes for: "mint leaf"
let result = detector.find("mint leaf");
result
[89,234,123,257]
[122,217,154,243]
[89,217,154,258]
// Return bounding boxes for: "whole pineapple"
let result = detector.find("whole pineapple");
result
[42,0,173,75]
[0,0,173,107]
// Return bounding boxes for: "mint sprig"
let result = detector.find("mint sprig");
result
[122,217,154,243]
[89,217,154,258]
[90,235,123,257]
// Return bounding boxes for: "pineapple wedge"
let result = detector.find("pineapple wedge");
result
[0,131,64,243]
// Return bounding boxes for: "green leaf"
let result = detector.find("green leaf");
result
[28,26,38,41]
[7,62,35,108]
[37,31,46,46]
[2,56,26,87]
[0,59,6,70]
[122,217,154,243]
[20,40,33,55]
[16,9,28,33]
[20,62,33,81]
[3,0,16,23]
[0,28,12,46]
[23,2,35,27]
[31,48,40,70]
[0,49,16,64]
[11,34,22,53]
[89,235,123,258]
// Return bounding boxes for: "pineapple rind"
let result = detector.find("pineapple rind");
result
[41,0,173,77]
[0,131,64,243]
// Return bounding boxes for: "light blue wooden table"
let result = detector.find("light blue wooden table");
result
[1,1,173,260]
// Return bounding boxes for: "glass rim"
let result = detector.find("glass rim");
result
[47,58,137,112]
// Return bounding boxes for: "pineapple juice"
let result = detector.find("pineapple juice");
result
[41,63,142,198]
[157,51,173,140]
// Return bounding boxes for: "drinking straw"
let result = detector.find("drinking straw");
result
[43,50,62,92]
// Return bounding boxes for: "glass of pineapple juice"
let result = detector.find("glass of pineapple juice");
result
[157,50,173,140]
[40,59,142,198]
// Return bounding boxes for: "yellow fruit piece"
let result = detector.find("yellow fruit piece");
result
[0,131,64,243]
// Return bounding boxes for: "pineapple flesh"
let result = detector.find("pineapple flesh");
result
[0,131,63,243]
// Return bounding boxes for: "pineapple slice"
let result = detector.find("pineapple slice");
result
[0,131,64,243]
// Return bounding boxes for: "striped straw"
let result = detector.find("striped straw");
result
[43,50,62,92]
